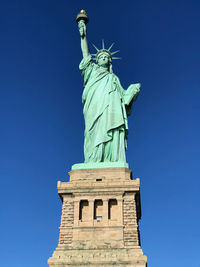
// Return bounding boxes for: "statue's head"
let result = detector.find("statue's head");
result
[96,51,112,68]
[92,41,120,72]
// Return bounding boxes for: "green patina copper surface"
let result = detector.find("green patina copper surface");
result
[77,11,140,165]
[72,162,129,170]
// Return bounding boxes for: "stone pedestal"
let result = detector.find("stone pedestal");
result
[48,168,147,266]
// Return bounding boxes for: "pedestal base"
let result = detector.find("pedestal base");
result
[48,167,147,267]
[48,247,147,266]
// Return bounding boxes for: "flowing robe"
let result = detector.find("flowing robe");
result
[80,55,140,163]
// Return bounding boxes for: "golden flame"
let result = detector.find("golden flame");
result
[80,10,86,14]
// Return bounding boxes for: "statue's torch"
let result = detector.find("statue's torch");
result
[76,10,89,24]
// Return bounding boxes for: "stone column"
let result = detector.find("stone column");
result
[117,197,123,225]
[73,199,80,227]
[88,199,94,226]
[102,198,108,225]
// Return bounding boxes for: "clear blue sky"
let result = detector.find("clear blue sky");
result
[0,0,200,266]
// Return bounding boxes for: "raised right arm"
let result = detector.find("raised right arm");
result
[78,20,90,59]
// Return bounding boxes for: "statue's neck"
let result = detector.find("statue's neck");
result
[98,65,109,71]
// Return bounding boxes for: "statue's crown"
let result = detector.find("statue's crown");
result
[91,40,120,61]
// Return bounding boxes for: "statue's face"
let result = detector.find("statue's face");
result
[97,52,110,68]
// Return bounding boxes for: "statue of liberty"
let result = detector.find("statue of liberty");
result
[76,10,141,164]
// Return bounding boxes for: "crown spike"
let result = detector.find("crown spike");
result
[102,39,105,49]
[92,43,99,52]
[108,42,115,51]
[112,57,121,60]
[111,50,120,55]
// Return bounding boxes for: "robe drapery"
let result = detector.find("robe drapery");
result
[79,55,140,163]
